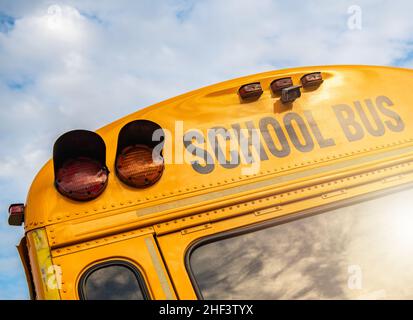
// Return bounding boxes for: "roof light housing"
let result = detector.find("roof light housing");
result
[53,130,109,201]
[270,77,293,93]
[281,85,301,103]
[301,72,323,87]
[115,120,164,188]
[238,82,263,101]
[55,157,109,201]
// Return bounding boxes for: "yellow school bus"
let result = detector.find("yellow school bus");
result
[8,65,413,300]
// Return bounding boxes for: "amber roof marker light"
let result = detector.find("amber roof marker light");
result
[270,77,293,94]
[53,130,109,201]
[301,72,323,88]
[115,120,165,188]
[238,82,263,101]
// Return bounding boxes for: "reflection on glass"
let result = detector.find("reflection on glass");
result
[190,187,413,299]
[83,264,145,300]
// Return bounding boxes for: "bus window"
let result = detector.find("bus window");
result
[188,186,413,300]
[79,261,149,300]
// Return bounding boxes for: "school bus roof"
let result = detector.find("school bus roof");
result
[24,65,413,242]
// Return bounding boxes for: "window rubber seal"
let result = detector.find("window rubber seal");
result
[78,259,150,300]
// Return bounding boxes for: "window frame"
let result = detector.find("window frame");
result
[78,259,150,300]
[185,182,413,299]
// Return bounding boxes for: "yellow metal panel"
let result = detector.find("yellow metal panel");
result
[157,161,413,299]
[19,65,413,300]
[24,66,413,231]
[47,143,413,248]
[51,233,176,300]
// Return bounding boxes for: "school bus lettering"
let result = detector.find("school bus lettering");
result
[184,95,404,174]
[259,117,291,158]
[303,110,336,149]
[333,95,404,143]
[283,112,315,153]
[183,130,215,174]
[231,121,269,163]
[208,127,240,169]
[332,103,365,142]
[376,95,405,132]
[355,99,385,137]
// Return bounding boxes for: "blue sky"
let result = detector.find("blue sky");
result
[1,0,413,299]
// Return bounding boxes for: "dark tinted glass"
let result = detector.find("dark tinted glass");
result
[190,187,413,299]
[82,263,146,300]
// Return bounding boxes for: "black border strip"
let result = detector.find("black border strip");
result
[78,260,150,300]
